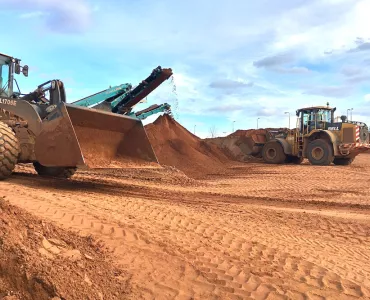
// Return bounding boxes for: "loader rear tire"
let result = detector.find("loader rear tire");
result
[307,139,333,166]
[262,141,286,164]
[333,157,354,165]
[0,122,20,180]
[33,162,76,179]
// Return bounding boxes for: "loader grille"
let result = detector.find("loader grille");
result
[343,128,355,143]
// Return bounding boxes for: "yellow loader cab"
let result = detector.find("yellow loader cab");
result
[261,104,370,166]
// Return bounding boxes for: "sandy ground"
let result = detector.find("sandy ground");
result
[0,197,130,300]
[1,155,370,299]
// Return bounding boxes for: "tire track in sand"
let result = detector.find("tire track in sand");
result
[175,199,370,287]
[3,181,369,300]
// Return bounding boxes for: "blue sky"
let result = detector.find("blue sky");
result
[1,0,370,138]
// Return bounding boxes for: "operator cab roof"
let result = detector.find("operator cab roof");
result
[0,52,13,64]
[296,106,336,116]
[298,106,333,111]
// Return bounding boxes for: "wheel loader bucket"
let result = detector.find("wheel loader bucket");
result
[236,133,267,157]
[35,103,158,168]
[236,136,256,155]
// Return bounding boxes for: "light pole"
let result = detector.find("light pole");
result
[284,112,290,128]
[194,124,196,134]
[232,120,235,132]
[350,108,353,121]
[257,117,260,129]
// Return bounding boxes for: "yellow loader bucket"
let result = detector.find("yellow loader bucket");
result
[34,103,158,168]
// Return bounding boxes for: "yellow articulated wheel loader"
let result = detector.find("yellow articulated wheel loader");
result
[247,104,370,166]
[0,52,158,180]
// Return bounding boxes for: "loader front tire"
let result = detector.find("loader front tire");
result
[262,141,286,164]
[333,157,354,165]
[0,122,20,180]
[33,162,76,179]
[307,139,333,166]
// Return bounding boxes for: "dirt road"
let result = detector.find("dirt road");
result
[2,156,370,299]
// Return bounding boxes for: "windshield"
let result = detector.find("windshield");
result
[0,60,10,96]
[316,109,332,123]
[302,111,311,126]
[300,108,332,132]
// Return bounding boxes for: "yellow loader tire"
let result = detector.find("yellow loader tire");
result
[0,122,20,180]
[307,139,334,166]
[33,162,76,179]
[262,141,286,164]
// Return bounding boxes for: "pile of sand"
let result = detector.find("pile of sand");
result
[145,115,234,178]
[204,128,291,162]
[204,136,262,162]
[228,129,267,138]
[227,128,288,137]
[0,198,129,300]
[203,129,272,162]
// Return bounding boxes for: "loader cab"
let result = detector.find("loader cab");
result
[0,52,28,97]
[296,105,336,134]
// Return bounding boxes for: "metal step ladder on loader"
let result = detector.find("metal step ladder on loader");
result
[295,117,304,159]
[297,136,304,157]
[260,104,370,166]
[0,52,158,180]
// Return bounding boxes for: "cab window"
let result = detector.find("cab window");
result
[317,109,331,123]
[0,62,9,96]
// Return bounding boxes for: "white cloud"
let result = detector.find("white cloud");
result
[341,65,363,77]
[5,0,370,134]
[271,0,370,58]
[4,0,92,33]
[19,11,46,18]
[365,94,370,102]
[84,0,370,80]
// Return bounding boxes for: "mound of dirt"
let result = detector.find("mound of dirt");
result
[229,128,288,138]
[145,115,235,178]
[204,136,262,162]
[0,198,130,300]
[209,128,292,161]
